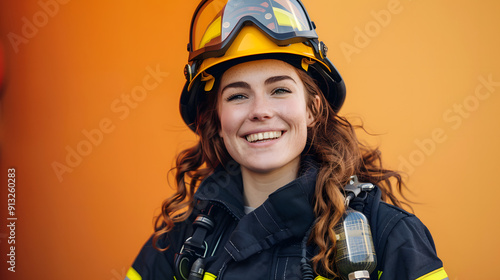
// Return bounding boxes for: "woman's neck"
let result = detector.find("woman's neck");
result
[241,157,301,208]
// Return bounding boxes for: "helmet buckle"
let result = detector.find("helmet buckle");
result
[184,64,193,82]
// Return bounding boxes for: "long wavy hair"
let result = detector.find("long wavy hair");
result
[153,64,408,276]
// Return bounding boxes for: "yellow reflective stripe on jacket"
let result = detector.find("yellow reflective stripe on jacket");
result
[125,267,142,280]
[203,272,217,280]
[416,267,448,280]
[314,276,332,280]
[378,268,448,280]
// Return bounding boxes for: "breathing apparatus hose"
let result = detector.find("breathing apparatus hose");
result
[300,222,316,280]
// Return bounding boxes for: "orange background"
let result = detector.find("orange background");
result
[1,1,499,279]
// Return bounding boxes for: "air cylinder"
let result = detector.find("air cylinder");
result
[334,209,377,279]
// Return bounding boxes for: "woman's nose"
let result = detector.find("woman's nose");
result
[249,93,273,121]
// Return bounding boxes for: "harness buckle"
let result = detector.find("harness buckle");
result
[344,175,374,206]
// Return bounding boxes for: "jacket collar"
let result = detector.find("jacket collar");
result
[194,159,247,218]
[194,157,319,261]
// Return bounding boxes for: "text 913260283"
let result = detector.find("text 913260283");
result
[7,168,17,272]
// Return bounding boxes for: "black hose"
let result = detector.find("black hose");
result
[300,221,317,280]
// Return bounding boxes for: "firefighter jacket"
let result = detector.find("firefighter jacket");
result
[126,159,448,280]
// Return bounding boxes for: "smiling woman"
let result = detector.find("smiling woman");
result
[125,1,448,280]
[217,60,315,206]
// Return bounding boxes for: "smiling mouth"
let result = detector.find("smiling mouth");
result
[245,131,283,143]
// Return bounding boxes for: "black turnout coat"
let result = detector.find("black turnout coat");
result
[126,159,447,280]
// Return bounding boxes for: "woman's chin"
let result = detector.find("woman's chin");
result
[239,155,301,175]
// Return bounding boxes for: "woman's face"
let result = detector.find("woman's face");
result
[217,59,315,175]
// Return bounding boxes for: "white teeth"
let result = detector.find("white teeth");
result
[245,131,282,143]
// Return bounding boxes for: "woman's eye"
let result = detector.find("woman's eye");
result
[226,94,247,101]
[272,88,291,95]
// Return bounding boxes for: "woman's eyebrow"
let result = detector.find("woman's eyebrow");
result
[221,75,295,94]
[221,81,250,94]
[265,75,296,85]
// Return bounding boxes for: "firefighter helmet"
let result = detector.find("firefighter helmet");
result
[180,0,346,131]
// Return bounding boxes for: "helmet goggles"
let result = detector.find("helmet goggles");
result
[189,0,318,61]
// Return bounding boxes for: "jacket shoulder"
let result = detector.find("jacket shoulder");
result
[374,203,445,280]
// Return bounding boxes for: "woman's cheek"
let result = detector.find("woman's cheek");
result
[219,106,243,136]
